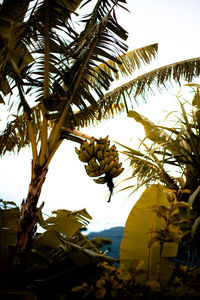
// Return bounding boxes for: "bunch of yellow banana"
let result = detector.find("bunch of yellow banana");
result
[75,137,96,163]
[75,136,123,179]
[75,136,124,202]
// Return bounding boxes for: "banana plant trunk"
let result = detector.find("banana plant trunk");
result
[11,165,48,272]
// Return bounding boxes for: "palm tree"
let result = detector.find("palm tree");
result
[0,0,200,271]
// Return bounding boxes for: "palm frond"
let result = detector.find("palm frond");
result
[89,43,158,82]
[120,145,177,194]
[65,57,200,127]
[0,0,33,98]
[0,0,85,105]
[127,109,200,168]
[0,106,42,155]
[118,97,200,195]
[32,208,92,249]
[41,5,130,131]
[99,57,200,107]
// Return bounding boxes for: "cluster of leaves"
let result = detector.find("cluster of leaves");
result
[0,199,121,299]
[118,90,200,193]
[90,237,112,249]
[71,261,147,300]
[70,260,200,299]
[149,192,191,247]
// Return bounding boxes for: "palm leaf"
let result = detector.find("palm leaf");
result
[120,184,178,284]
[118,97,200,197]
[88,44,158,83]
[68,57,200,128]
[0,105,42,155]
[33,208,92,249]
[57,44,158,127]
[0,0,34,90]
[99,57,200,107]
[128,109,200,167]
[25,207,105,278]
[128,110,172,144]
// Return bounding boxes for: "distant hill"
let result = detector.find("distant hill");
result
[87,226,124,259]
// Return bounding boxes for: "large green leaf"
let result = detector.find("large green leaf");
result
[24,208,104,282]
[0,0,33,96]
[32,208,92,249]
[119,184,178,284]
[128,110,171,145]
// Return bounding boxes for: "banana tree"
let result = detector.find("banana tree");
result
[0,0,159,271]
[1,0,200,272]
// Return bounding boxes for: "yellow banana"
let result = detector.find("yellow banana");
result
[79,149,91,162]
[107,155,115,162]
[97,150,103,161]
[109,145,116,152]
[110,149,118,158]
[104,150,111,158]
[98,136,109,144]
[75,147,80,155]
[94,143,102,154]
[89,157,99,170]
[117,162,122,168]
[94,142,107,154]
[110,167,124,178]
[101,143,110,153]
[109,166,117,176]
[86,169,100,177]
[93,177,106,184]
[102,157,110,168]
[85,164,95,173]
[88,137,95,156]
[80,140,89,151]
[83,140,91,154]
[99,159,106,174]
[99,159,106,169]
[104,158,119,173]
[104,160,115,173]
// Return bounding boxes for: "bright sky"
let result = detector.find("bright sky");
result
[1,0,200,232]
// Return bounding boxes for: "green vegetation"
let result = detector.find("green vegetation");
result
[91,237,112,249]
[1,0,200,298]
[117,89,200,297]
